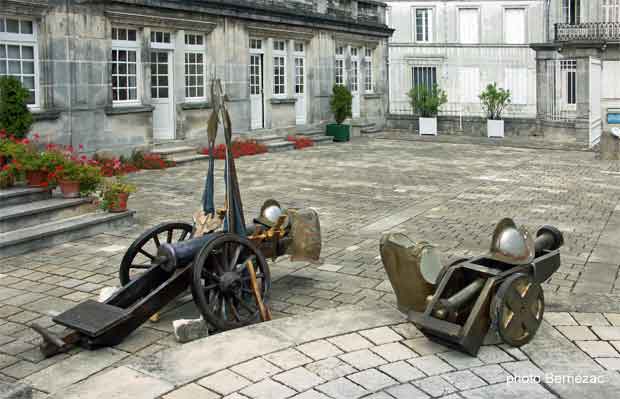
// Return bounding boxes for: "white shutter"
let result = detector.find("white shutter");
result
[459,8,479,44]
[505,67,528,104]
[504,9,526,44]
[458,67,480,103]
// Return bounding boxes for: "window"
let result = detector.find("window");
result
[457,67,480,103]
[250,55,262,96]
[250,38,262,50]
[295,57,304,94]
[273,57,286,96]
[364,48,373,92]
[560,60,577,106]
[414,8,432,42]
[184,33,206,101]
[273,40,286,52]
[562,0,580,24]
[351,47,358,57]
[294,42,304,53]
[150,31,171,44]
[336,45,344,55]
[505,67,528,104]
[603,0,620,22]
[112,27,139,104]
[335,59,344,85]
[412,66,437,92]
[459,8,480,44]
[351,60,359,92]
[0,16,37,106]
[504,8,526,44]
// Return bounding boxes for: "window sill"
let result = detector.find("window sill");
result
[32,109,62,122]
[364,93,382,99]
[105,105,154,115]
[181,101,211,110]
[270,98,297,105]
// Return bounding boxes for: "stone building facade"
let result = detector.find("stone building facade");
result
[0,0,391,153]
[531,0,620,147]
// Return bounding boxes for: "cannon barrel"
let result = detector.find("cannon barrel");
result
[535,225,564,256]
[157,234,215,272]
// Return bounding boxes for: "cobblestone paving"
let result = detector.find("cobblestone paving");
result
[2,138,620,397]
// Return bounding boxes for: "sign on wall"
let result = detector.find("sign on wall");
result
[609,108,620,124]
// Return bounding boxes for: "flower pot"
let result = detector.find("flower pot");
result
[108,192,129,213]
[419,117,437,136]
[326,123,350,142]
[487,119,505,138]
[59,180,80,198]
[0,173,15,189]
[26,170,48,187]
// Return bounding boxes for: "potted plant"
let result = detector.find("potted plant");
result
[54,161,103,198]
[479,83,511,138]
[100,176,136,213]
[0,163,15,189]
[408,84,448,136]
[18,147,64,188]
[326,85,353,142]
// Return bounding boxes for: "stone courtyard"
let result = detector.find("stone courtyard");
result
[2,137,620,398]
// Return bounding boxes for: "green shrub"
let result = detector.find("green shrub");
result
[0,76,33,139]
[330,85,352,124]
[479,83,511,120]
[408,84,448,117]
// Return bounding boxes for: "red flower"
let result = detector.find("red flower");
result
[1,164,10,171]
[21,138,30,145]
[55,165,64,172]
[67,145,74,153]
[41,181,49,187]
[34,133,40,140]
[79,144,84,150]
[80,155,87,161]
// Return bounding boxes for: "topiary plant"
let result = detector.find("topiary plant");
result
[479,82,511,120]
[0,76,33,139]
[408,84,448,117]
[330,84,352,124]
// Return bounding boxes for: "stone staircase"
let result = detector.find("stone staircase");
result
[361,123,382,135]
[250,125,334,152]
[0,187,134,258]
[151,141,208,164]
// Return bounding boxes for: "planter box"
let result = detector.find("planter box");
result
[326,123,350,142]
[419,117,437,136]
[487,119,505,138]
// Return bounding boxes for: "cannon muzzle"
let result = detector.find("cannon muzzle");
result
[535,225,564,255]
[157,234,215,272]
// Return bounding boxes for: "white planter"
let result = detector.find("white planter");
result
[419,117,437,136]
[487,119,505,138]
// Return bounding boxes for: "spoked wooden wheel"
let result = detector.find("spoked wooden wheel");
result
[120,222,193,286]
[191,233,271,331]
[491,273,544,347]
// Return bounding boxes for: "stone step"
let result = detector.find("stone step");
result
[172,154,211,164]
[253,134,284,143]
[150,146,199,160]
[300,130,326,137]
[0,210,135,258]
[361,124,381,134]
[266,141,295,152]
[0,186,52,208]
[0,197,96,234]
[311,135,335,145]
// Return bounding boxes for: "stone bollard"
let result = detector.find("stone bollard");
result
[173,318,209,343]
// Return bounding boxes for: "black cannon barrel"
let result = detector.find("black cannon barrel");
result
[157,234,215,272]
[440,278,486,312]
[534,225,564,256]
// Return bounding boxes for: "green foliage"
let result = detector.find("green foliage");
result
[57,161,103,196]
[0,76,33,139]
[99,176,136,211]
[479,83,511,120]
[330,85,352,124]
[408,85,448,117]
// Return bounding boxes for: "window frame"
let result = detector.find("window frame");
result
[503,7,527,45]
[412,65,437,92]
[184,32,207,102]
[364,48,373,93]
[412,7,433,43]
[0,16,40,109]
[457,7,481,44]
[272,40,287,97]
[111,26,141,106]
[561,0,581,25]
[560,59,577,107]
[603,0,620,22]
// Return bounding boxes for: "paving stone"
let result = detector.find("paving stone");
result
[297,340,343,360]
[273,367,324,392]
[162,383,220,399]
[459,382,555,399]
[264,349,313,370]
[361,393,393,399]
[290,390,332,399]
[544,312,578,326]
[359,327,402,345]
[370,342,418,363]
[475,346,513,364]
[595,357,620,370]
[316,377,369,399]
[497,345,528,361]
[436,351,484,370]
[384,383,430,399]
[571,312,611,326]
[232,357,282,382]
[591,326,620,340]
[441,370,487,390]
[471,364,511,384]
[575,341,620,358]
[378,360,425,382]
[305,357,357,380]
[556,325,599,341]
[390,323,423,340]
[402,338,450,356]
[500,361,544,379]
[407,355,455,376]
[413,376,457,397]
[604,313,620,326]
[198,370,252,395]
[347,368,396,391]
[241,379,296,399]
[339,349,387,370]
[328,333,374,352]
[24,348,127,392]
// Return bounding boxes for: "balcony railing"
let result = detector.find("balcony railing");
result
[555,22,620,42]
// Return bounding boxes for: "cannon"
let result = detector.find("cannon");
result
[31,81,321,357]
[381,218,563,356]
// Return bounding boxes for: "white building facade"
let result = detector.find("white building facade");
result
[387,0,544,120]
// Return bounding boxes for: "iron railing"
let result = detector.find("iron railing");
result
[555,22,620,42]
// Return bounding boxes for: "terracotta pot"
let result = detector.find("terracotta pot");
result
[59,180,80,198]
[108,192,129,213]
[26,170,48,187]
